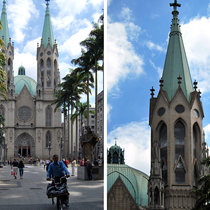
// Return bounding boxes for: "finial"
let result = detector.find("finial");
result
[193,80,198,91]
[159,78,164,88]
[45,0,50,6]
[114,137,117,145]
[170,0,181,16]
[150,86,155,98]
[177,75,182,85]
[198,90,201,98]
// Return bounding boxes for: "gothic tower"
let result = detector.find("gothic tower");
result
[148,1,204,209]
[0,0,14,97]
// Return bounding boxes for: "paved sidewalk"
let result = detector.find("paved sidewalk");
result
[0,164,104,210]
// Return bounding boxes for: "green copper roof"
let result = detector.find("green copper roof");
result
[0,0,10,46]
[14,75,37,96]
[18,66,25,75]
[107,164,148,207]
[161,1,193,102]
[41,1,54,48]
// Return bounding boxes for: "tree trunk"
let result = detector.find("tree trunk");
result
[70,102,73,159]
[67,104,70,159]
[87,72,90,127]
[95,59,98,134]
[76,115,78,160]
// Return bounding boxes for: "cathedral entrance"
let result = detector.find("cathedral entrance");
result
[15,133,35,157]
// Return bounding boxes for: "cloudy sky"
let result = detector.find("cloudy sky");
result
[107,0,210,175]
[3,0,103,105]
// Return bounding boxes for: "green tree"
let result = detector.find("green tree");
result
[192,156,210,210]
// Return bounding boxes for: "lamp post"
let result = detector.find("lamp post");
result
[48,140,51,160]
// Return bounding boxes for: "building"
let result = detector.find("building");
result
[148,1,208,209]
[107,143,148,210]
[0,1,62,160]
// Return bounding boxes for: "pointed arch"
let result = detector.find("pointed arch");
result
[54,59,57,88]
[156,121,167,184]
[154,186,160,205]
[193,162,198,187]
[46,130,51,147]
[40,59,44,87]
[46,105,52,126]
[175,157,186,184]
[193,123,201,159]
[174,119,186,161]
[7,58,11,86]
[47,58,51,87]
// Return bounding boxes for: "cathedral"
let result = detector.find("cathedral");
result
[148,1,208,210]
[0,0,62,160]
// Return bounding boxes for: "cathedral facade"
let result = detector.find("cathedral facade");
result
[148,1,208,210]
[0,1,62,160]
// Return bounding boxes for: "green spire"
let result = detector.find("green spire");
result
[41,0,54,48]
[0,0,10,47]
[161,0,193,102]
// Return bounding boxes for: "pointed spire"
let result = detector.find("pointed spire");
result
[41,0,54,48]
[161,0,193,102]
[0,0,10,47]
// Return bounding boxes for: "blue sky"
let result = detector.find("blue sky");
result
[107,0,210,175]
[3,0,103,105]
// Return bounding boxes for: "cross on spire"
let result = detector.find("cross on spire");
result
[170,0,181,12]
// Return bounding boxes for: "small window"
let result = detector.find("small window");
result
[193,109,199,118]
[158,107,165,116]
[175,105,185,113]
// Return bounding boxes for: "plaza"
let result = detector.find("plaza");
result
[0,164,103,210]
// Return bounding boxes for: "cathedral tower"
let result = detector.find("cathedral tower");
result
[36,0,60,99]
[148,1,204,209]
[0,0,14,97]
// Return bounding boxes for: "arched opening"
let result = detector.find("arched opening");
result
[46,105,52,127]
[40,59,44,87]
[47,58,51,87]
[159,123,167,184]
[193,123,200,159]
[154,187,160,205]
[193,164,198,187]
[54,59,57,88]
[7,58,11,87]
[175,159,185,184]
[113,151,118,164]
[174,120,185,161]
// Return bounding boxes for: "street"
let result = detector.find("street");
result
[0,164,104,210]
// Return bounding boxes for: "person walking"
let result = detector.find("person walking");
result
[86,159,93,180]
[71,159,76,176]
[18,159,24,179]
[12,159,19,179]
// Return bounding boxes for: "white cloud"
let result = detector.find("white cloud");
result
[120,7,132,22]
[8,0,39,43]
[146,41,164,52]
[181,17,210,93]
[107,0,112,7]
[203,124,210,146]
[59,21,92,57]
[14,49,37,81]
[107,21,144,91]
[88,0,104,7]
[107,104,112,121]
[107,121,151,175]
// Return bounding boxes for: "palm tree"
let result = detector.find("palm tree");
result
[80,14,104,133]
[71,51,94,127]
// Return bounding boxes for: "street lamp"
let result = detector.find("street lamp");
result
[48,140,51,160]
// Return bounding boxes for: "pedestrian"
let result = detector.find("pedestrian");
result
[12,159,19,179]
[72,159,76,176]
[18,159,24,179]
[86,159,93,180]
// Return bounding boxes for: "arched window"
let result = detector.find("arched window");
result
[113,152,118,164]
[40,59,44,87]
[174,121,185,161]
[193,165,198,187]
[54,60,57,88]
[193,124,200,159]
[47,58,51,87]
[160,123,167,184]
[46,105,52,126]
[154,187,160,205]
[7,58,11,86]
[46,131,51,147]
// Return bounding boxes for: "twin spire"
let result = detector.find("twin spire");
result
[161,0,193,102]
[0,0,55,49]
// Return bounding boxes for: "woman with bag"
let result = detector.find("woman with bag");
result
[18,160,24,179]
[12,159,18,179]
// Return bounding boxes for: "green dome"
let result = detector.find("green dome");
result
[14,75,37,96]
[107,164,149,207]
